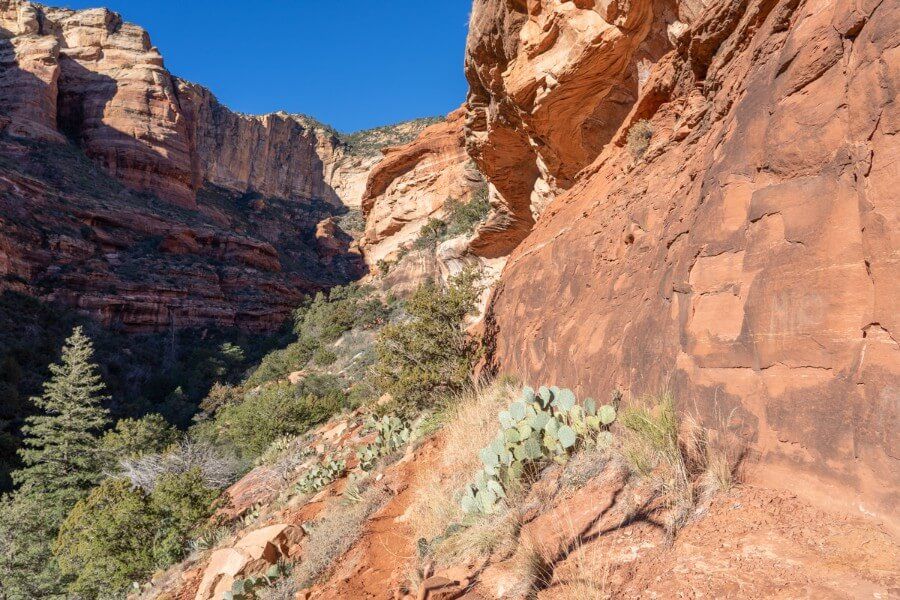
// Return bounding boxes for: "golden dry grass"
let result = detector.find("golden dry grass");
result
[407,379,518,541]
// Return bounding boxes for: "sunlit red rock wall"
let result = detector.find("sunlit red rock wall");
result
[473,0,899,524]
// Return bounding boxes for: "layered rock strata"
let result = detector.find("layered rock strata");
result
[478,0,899,524]
[360,109,481,267]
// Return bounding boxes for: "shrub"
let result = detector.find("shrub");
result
[101,413,178,461]
[244,338,317,388]
[312,346,337,366]
[55,469,219,598]
[119,439,239,492]
[626,119,653,158]
[617,392,743,533]
[374,270,481,414]
[443,191,490,238]
[206,382,340,459]
[148,469,222,565]
[407,381,517,550]
[413,218,449,250]
[295,284,388,343]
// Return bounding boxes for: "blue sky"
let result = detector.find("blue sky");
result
[56,0,472,132]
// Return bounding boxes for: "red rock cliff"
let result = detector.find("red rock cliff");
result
[0,0,351,209]
[0,0,371,331]
[473,0,899,524]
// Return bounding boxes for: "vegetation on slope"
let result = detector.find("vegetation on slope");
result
[0,266,484,598]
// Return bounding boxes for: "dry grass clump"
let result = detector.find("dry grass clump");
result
[407,379,519,545]
[618,392,744,532]
[626,119,653,158]
[292,485,391,588]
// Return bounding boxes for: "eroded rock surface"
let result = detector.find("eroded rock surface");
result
[0,0,443,330]
[360,109,481,267]
[483,0,899,523]
[464,0,703,256]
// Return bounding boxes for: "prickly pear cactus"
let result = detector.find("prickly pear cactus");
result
[460,384,617,515]
[295,454,347,494]
[356,414,412,471]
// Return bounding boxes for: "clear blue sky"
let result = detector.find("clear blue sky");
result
[56,0,472,132]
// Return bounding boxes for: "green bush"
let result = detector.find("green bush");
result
[312,346,337,366]
[101,413,179,462]
[413,218,449,250]
[244,285,388,388]
[443,191,490,238]
[295,284,389,343]
[413,191,491,250]
[54,469,219,598]
[202,382,341,459]
[375,270,481,414]
[244,338,317,388]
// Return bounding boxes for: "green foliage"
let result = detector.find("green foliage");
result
[312,346,337,366]
[14,326,110,502]
[443,191,490,238]
[619,392,679,477]
[244,338,317,388]
[412,191,491,250]
[460,385,617,516]
[0,328,111,598]
[244,284,387,387]
[53,478,156,599]
[413,218,449,250]
[224,562,290,599]
[626,119,654,158]
[148,469,222,565]
[54,469,218,598]
[339,116,444,156]
[199,382,341,460]
[356,415,412,471]
[375,271,482,413]
[295,284,389,344]
[294,454,346,495]
[101,413,179,462]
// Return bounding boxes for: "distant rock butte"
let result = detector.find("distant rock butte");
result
[472,0,899,525]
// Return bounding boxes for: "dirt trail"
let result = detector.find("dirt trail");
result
[313,440,442,599]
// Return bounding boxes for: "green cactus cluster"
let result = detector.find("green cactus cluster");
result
[460,385,617,516]
[222,563,288,599]
[356,415,412,472]
[294,454,346,495]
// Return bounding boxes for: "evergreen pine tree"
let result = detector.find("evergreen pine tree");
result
[0,326,110,599]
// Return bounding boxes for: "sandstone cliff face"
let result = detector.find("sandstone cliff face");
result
[0,0,442,331]
[360,109,480,267]
[464,0,706,256]
[478,0,899,523]
[0,136,363,332]
[0,0,372,209]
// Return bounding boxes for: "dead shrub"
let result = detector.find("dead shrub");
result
[119,438,239,492]
[626,119,653,158]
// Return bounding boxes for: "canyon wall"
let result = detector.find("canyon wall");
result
[360,108,481,266]
[0,0,365,209]
[474,0,899,524]
[0,0,441,331]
